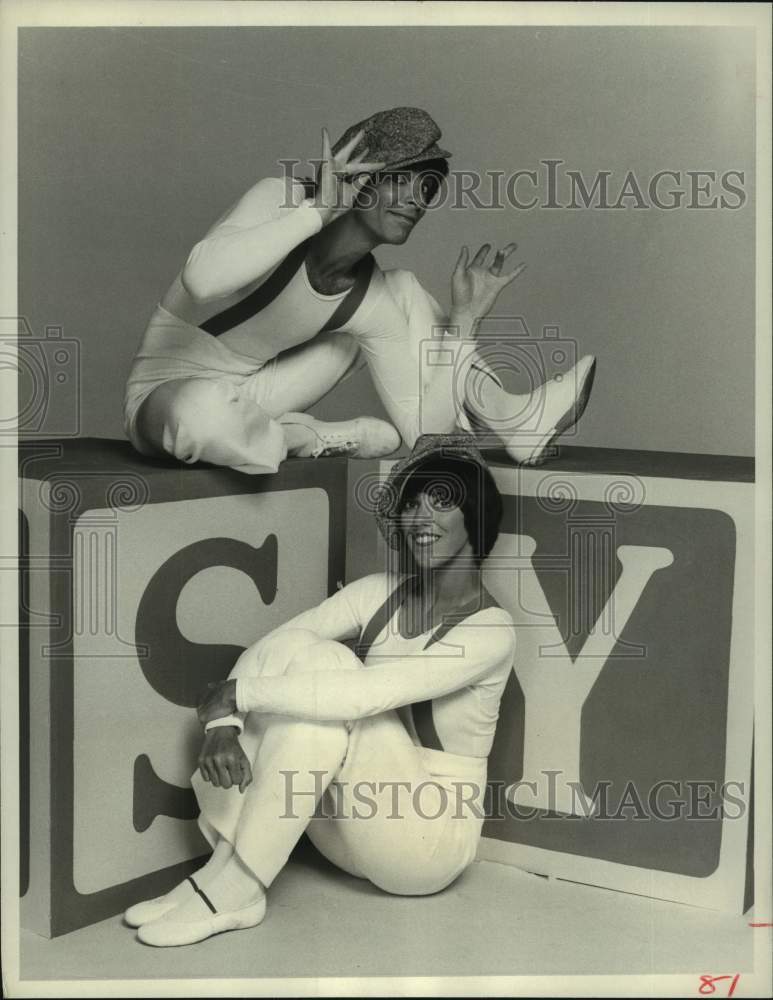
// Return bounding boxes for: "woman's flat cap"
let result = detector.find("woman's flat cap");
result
[374,432,487,544]
[333,106,451,173]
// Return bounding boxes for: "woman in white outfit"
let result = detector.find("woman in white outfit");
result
[123,107,596,473]
[125,436,517,946]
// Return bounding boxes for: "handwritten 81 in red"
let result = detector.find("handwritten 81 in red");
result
[699,974,740,996]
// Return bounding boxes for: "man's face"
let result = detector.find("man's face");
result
[353,168,442,245]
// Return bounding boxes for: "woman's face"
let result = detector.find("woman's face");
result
[398,482,472,569]
[352,169,440,245]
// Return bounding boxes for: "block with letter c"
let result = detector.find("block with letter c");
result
[18,439,347,936]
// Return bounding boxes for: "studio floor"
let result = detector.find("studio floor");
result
[18,841,756,985]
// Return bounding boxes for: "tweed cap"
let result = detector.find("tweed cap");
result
[333,106,451,173]
[374,433,487,546]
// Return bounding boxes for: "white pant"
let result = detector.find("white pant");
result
[191,629,487,895]
[123,305,368,474]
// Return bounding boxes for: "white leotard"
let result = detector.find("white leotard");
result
[230,573,516,759]
[152,176,476,446]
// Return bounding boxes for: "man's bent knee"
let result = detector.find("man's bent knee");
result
[138,379,236,462]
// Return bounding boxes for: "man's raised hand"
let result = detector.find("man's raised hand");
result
[313,127,386,225]
[451,243,526,327]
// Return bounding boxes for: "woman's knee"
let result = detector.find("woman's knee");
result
[285,638,362,677]
[235,628,324,679]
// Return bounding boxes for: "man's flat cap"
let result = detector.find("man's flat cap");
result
[333,106,451,173]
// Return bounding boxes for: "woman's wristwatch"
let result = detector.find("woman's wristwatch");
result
[204,714,244,735]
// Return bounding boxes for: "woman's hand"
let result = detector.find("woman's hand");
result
[313,127,386,226]
[197,679,237,727]
[450,243,526,329]
[198,727,252,793]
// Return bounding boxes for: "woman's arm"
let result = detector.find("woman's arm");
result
[233,612,516,722]
[201,574,390,732]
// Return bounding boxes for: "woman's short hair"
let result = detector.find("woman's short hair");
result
[391,451,503,562]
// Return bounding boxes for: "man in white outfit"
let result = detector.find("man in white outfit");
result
[123,107,596,473]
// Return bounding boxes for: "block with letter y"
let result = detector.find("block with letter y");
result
[477,446,755,913]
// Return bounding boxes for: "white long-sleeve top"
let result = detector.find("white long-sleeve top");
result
[227,573,516,759]
[153,175,481,446]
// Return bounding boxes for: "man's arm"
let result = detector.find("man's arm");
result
[181,176,322,302]
[398,247,526,445]
[182,129,385,303]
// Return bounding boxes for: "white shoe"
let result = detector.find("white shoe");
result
[125,895,180,929]
[281,412,401,459]
[137,893,267,948]
[502,355,597,466]
[124,876,199,927]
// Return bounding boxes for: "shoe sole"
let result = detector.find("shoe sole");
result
[137,901,266,947]
[521,357,597,467]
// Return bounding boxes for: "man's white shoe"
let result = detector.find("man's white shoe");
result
[137,892,267,947]
[281,412,401,459]
[502,354,597,466]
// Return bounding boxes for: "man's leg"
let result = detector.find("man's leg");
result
[132,333,400,474]
[249,330,401,459]
[134,376,288,474]
[458,348,598,465]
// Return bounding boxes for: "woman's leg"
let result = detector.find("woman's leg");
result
[136,633,362,946]
[125,628,325,929]
[307,712,482,897]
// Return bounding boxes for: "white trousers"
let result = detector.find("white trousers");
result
[191,629,487,896]
[123,305,368,474]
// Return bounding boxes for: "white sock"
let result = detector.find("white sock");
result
[154,838,234,907]
[205,853,265,912]
[154,853,265,924]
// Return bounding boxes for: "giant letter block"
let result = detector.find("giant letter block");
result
[19,439,347,936]
[346,447,754,913]
[477,447,754,913]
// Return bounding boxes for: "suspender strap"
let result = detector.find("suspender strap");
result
[199,173,374,338]
[356,580,502,754]
[354,577,416,661]
[412,588,502,752]
[318,252,375,334]
[200,239,310,336]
